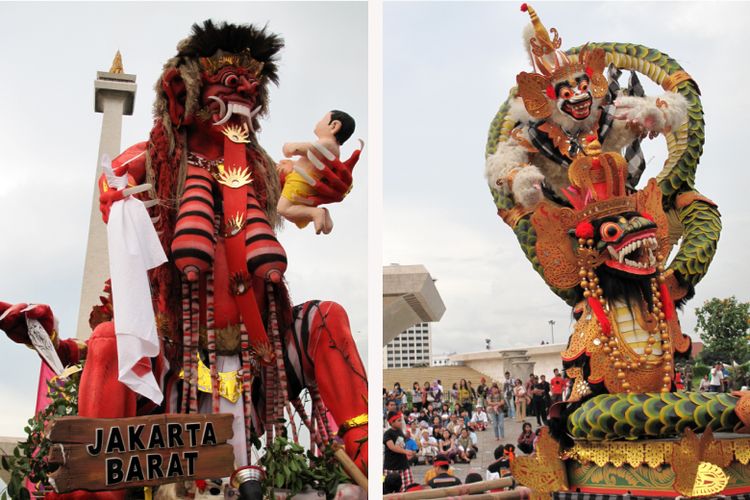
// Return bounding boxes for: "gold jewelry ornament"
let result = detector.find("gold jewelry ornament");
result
[251,340,276,365]
[216,164,253,189]
[517,71,553,119]
[221,123,251,144]
[229,272,252,296]
[223,212,246,238]
[661,70,694,92]
[338,413,368,437]
[672,428,732,497]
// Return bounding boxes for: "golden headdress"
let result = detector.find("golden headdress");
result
[198,48,265,78]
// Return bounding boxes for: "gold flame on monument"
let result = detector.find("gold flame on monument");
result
[109,50,124,74]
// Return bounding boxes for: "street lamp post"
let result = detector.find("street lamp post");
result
[548,320,556,344]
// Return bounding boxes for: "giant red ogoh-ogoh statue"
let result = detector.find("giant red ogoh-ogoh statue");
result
[0,20,368,495]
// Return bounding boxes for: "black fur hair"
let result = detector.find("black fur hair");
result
[596,266,655,312]
[177,20,284,84]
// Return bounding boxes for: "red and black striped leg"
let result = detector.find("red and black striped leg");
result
[244,191,287,283]
[172,165,216,280]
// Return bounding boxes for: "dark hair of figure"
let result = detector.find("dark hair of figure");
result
[330,110,355,144]
[465,473,483,484]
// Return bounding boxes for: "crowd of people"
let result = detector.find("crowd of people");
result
[382,370,567,492]
[698,362,732,392]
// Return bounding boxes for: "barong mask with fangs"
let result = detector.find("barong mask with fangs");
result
[530,152,672,293]
[515,3,608,123]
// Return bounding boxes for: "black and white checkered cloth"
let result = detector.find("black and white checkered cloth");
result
[606,63,647,190]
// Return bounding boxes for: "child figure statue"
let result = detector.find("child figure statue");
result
[277,110,356,234]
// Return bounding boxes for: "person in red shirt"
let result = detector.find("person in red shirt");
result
[550,368,565,403]
[675,371,685,391]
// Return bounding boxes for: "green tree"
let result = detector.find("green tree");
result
[695,297,750,366]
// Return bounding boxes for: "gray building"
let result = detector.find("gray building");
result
[385,322,432,368]
[383,264,446,345]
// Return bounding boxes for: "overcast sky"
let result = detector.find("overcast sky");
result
[0,1,366,437]
[384,2,750,357]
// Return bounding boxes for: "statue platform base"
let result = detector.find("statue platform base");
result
[512,429,750,498]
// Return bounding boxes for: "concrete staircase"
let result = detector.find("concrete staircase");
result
[383,365,492,394]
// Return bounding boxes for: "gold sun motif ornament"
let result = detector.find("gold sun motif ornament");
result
[672,428,732,497]
[223,212,246,238]
[229,272,251,296]
[251,341,276,366]
[692,462,729,497]
[221,123,251,144]
[216,164,252,189]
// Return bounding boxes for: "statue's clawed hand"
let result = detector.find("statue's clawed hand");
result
[0,302,54,345]
[305,139,364,206]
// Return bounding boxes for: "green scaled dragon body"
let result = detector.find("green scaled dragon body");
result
[568,391,742,441]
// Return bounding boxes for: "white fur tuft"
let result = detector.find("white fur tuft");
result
[657,91,688,130]
[614,92,688,133]
[485,140,529,192]
[512,165,546,208]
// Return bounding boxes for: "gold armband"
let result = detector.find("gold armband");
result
[675,191,717,210]
[338,413,368,437]
[661,70,694,92]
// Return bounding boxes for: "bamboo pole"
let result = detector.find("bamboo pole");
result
[421,489,532,500]
[383,477,517,499]
[333,444,368,490]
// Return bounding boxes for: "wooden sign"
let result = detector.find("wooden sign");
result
[47,413,235,493]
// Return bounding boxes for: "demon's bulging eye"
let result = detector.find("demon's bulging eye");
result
[222,72,239,87]
[559,87,573,100]
[579,81,589,92]
[600,222,623,242]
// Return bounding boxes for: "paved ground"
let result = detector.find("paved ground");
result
[410,414,541,483]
